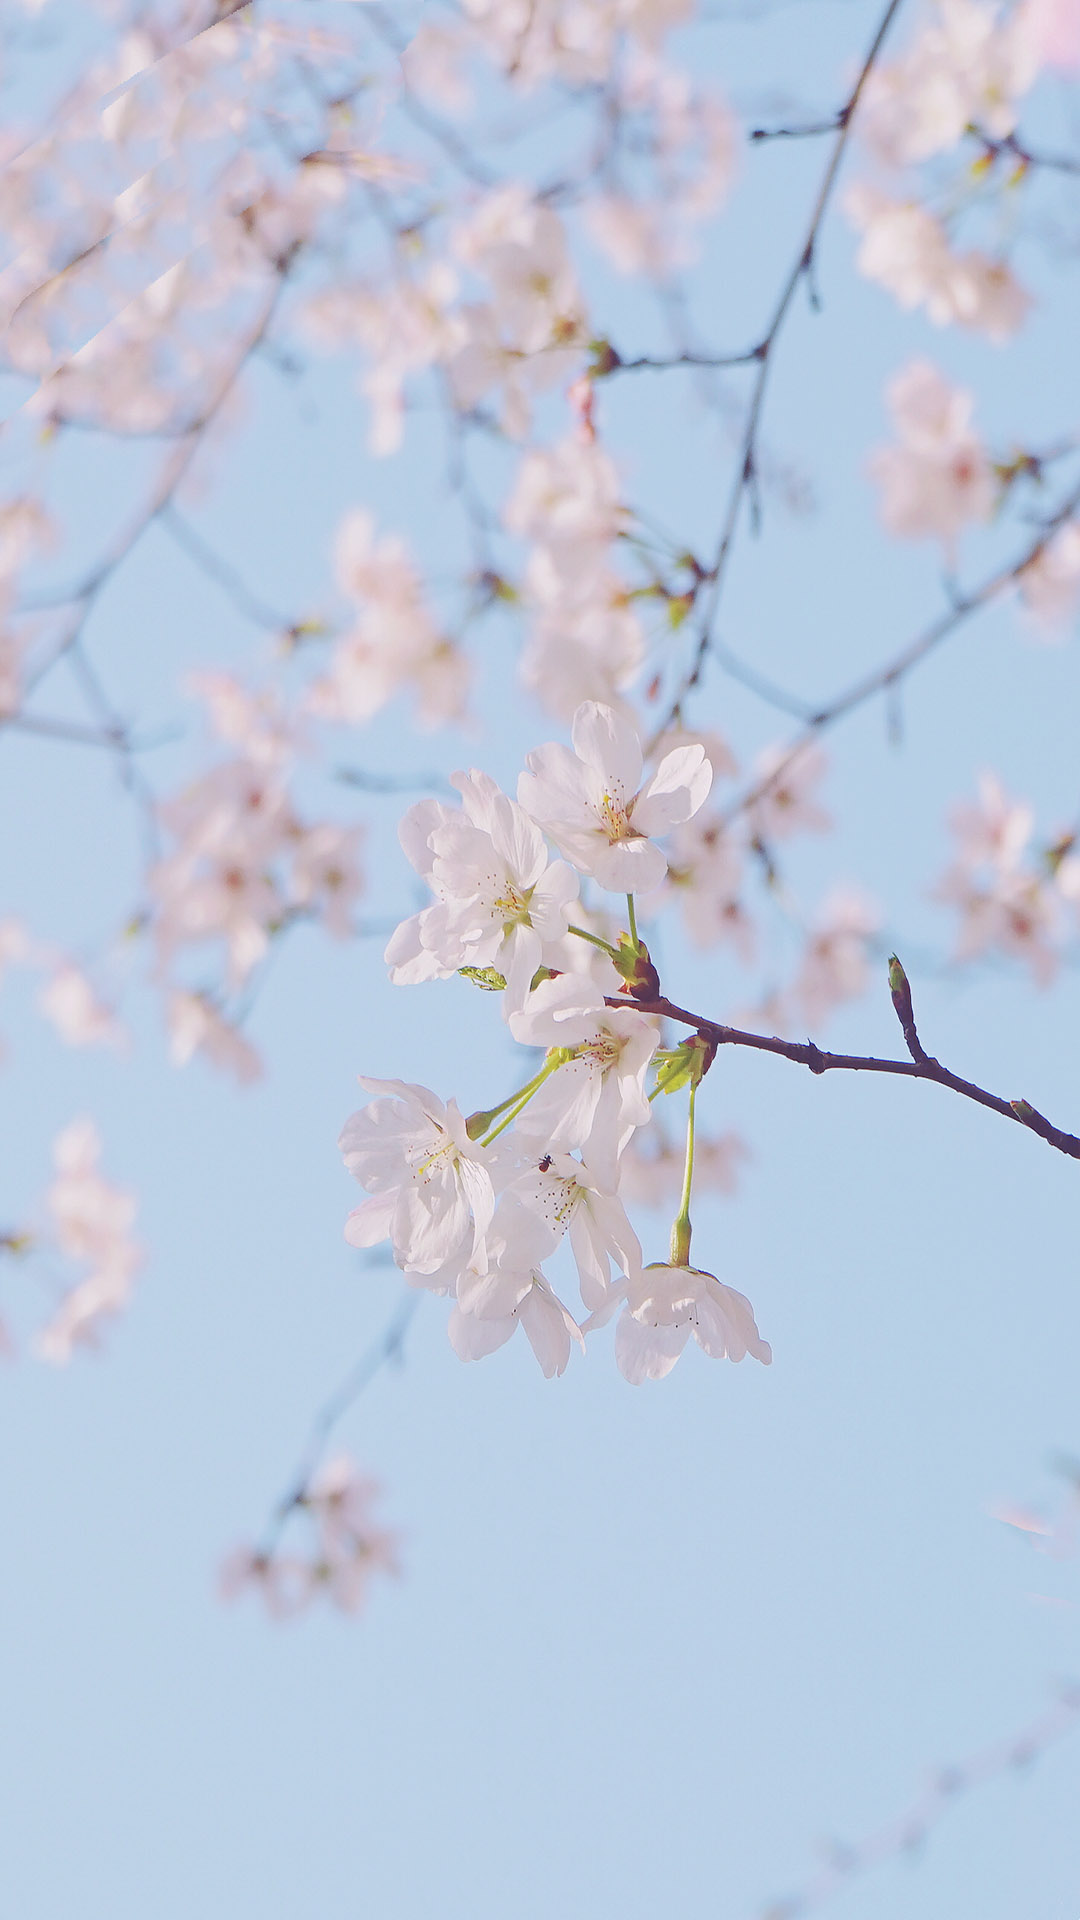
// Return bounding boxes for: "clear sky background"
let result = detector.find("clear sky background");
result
[1,3,1079,1917]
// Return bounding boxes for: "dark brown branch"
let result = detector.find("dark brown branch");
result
[654,0,906,737]
[616,968,1080,1162]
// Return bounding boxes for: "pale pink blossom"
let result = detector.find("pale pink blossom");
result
[289,823,364,939]
[871,360,995,546]
[618,1125,748,1209]
[846,185,1031,341]
[864,0,1041,166]
[167,991,262,1085]
[787,888,880,1029]
[38,1119,142,1363]
[309,511,467,729]
[221,1455,399,1619]
[37,964,126,1050]
[749,743,831,844]
[936,774,1062,982]
[1018,523,1080,629]
[520,700,711,892]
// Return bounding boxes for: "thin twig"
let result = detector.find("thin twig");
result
[256,1289,420,1561]
[720,475,1080,828]
[620,962,1080,1162]
[655,0,907,736]
[753,1682,1080,1919]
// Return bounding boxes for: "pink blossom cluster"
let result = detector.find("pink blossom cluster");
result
[151,674,363,1078]
[0,1119,144,1365]
[936,771,1080,983]
[845,0,1074,343]
[221,1455,400,1620]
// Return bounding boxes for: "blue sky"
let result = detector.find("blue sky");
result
[1,3,1079,1916]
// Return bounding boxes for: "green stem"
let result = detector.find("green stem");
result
[568,922,619,958]
[481,1054,563,1146]
[466,1061,557,1140]
[626,893,639,946]
[669,1081,696,1266]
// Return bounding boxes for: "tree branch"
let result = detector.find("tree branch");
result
[619,959,1080,1162]
[655,0,907,735]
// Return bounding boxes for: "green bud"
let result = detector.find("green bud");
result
[612,934,660,1001]
[588,338,621,377]
[458,966,507,992]
[653,1033,714,1095]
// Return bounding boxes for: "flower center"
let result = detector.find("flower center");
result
[597,787,636,845]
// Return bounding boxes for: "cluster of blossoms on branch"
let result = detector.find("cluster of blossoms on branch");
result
[1,1118,142,1364]
[340,700,772,1385]
[0,0,1078,1410]
[936,770,1080,981]
[222,1453,400,1620]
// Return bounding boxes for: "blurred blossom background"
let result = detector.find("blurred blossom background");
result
[1,1,1080,1915]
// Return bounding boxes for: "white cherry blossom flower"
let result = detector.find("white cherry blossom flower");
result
[449,1267,584,1377]
[519,700,711,892]
[508,973,659,1186]
[339,1078,494,1281]
[613,1262,771,1384]
[487,1150,643,1310]
[386,769,579,1008]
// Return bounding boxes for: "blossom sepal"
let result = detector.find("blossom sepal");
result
[652,1032,715,1097]
[612,932,660,1001]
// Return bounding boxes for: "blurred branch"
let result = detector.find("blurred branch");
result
[721,473,1080,826]
[653,0,907,737]
[754,1682,1080,1919]
[255,1289,420,1561]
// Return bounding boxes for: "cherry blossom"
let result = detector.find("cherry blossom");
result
[339,1078,495,1283]
[38,1120,142,1363]
[519,700,712,892]
[935,773,1063,982]
[489,1150,643,1310]
[309,512,467,729]
[385,769,579,1008]
[167,991,262,1085]
[870,360,995,546]
[222,1455,399,1620]
[449,1269,585,1377]
[863,0,1041,167]
[1018,523,1080,629]
[846,186,1031,341]
[508,973,659,1187]
[613,1262,772,1384]
[748,743,831,845]
[37,965,126,1051]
